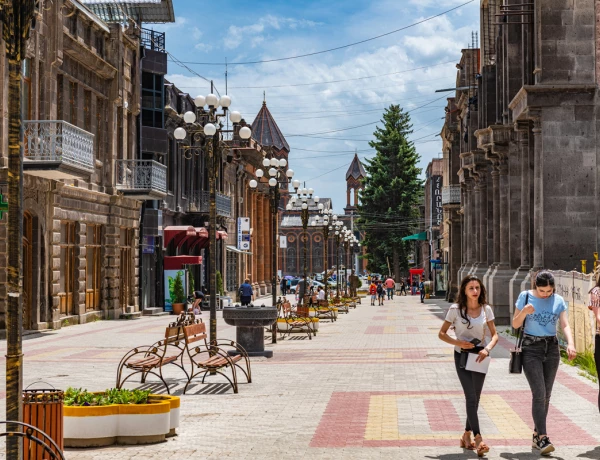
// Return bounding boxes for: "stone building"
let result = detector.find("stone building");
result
[445,0,600,324]
[0,0,151,331]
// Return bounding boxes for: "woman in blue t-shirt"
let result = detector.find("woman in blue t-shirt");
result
[512,271,576,456]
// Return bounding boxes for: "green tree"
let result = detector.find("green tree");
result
[358,104,423,277]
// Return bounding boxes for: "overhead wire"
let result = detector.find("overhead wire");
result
[166,1,475,66]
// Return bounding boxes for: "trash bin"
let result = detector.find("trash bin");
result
[23,387,64,460]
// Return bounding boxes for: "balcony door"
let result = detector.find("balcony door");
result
[23,212,33,329]
[60,222,76,315]
[120,228,133,309]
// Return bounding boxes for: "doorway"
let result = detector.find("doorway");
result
[23,212,33,329]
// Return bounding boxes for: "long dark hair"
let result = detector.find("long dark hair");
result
[455,275,488,329]
[534,270,555,294]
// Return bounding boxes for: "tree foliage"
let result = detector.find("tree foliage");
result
[358,105,423,276]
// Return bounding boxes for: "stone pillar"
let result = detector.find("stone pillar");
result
[531,114,543,270]
[464,180,474,268]
[473,170,488,280]
[491,166,500,265]
[488,156,513,325]
[510,122,531,312]
[448,209,462,300]
[472,183,481,265]
[264,195,272,295]
[256,196,265,295]
[457,185,468,283]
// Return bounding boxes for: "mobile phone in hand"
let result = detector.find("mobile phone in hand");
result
[470,338,481,346]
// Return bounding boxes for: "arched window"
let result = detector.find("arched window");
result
[287,247,296,274]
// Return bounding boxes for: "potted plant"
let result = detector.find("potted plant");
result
[171,271,186,314]
[63,387,180,447]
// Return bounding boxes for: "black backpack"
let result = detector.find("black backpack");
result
[376,284,384,294]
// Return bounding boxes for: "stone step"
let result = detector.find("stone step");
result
[120,311,142,320]
[142,307,170,316]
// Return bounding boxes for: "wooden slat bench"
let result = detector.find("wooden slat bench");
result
[116,326,189,394]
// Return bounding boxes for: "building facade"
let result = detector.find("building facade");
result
[444,1,600,324]
[0,0,149,331]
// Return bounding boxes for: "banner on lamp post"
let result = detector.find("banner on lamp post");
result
[237,217,250,250]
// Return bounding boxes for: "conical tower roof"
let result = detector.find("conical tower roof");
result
[251,101,290,152]
[346,153,366,180]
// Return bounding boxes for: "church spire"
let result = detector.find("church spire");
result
[251,100,290,153]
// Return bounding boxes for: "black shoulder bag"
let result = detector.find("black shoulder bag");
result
[509,293,528,374]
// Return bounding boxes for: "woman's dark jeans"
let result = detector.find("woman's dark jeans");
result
[522,336,560,436]
[454,351,486,436]
[595,335,600,413]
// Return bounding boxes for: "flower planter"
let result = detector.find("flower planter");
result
[172,303,185,315]
[276,317,319,332]
[64,394,180,447]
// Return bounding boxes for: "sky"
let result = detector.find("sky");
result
[154,0,480,213]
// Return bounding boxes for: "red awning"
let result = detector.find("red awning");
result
[164,255,203,270]
[163,226,196,249]
[189,229,228,251]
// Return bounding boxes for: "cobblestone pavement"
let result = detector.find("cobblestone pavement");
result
[1,294,600,459]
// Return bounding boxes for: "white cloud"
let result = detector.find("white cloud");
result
[224,15,321,50]
[194,42,213,53]
[192,27,203,40]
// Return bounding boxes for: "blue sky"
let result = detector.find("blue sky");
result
[155,0,479,213]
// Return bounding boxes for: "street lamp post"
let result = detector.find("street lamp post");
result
[312,206,332,300]
[286,182,317,308]
[249,154,294,337]
[1,2,37,456]
[175,91,251,345]
[332,220,344,299]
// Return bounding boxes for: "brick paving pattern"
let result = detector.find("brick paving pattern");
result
[1,294,599,459]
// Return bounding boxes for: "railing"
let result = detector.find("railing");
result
[23,120,95,173]
[188,190,232,217]
[140,28,165,52]
[441,185,461,205]
[116,160,167,194]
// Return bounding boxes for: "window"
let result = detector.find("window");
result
[95,34,104,59]
[59,222,76,315]
[167,137,175,193]
[85,225,102,311]
[117,108,123,161]
[69,14,77,37]
[226,251,237,292]
[141,72,163,128]
[57,74,63,120]
[84,90,91,133]
[119,228,134,308]
[95,97,105,159]
[21,59,31,120]
[69,81,77,125]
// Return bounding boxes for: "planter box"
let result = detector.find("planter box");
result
[276,317,319,332]
[64,394,180,447]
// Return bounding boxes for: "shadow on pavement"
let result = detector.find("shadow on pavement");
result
[499,452,565,460]
[578,447,600,459]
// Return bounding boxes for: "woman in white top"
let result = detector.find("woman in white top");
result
[438,275,499,457]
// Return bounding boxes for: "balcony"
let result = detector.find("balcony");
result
[140,28,165,52]
[116,159,167,200]
[187,190,232,217]
[23,120,95,179]
[442,185,461,206]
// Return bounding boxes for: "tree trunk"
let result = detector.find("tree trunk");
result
[393,248,400,280]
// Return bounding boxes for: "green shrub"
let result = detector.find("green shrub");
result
[560,348,598,383]
[172,271,185,304]
[64,387,152,406]
[216,271,224,296]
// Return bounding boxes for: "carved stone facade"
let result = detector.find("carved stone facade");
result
[0,0,141,331]
[444,1,600,324]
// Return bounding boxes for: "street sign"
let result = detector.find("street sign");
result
[237,217,250,251]
[280,235,287,248]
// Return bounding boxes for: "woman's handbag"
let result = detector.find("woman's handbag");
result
[509,293,528,374]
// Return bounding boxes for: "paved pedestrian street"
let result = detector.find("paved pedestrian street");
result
[1,294,599,459]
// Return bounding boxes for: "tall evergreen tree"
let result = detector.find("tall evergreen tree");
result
[358,105,423,277]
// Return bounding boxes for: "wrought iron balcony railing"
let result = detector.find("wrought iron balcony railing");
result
[116,159,167,199]
[23,120,95,178]
[441,185,461,206]
[140,28,165,52]
[188,190,232,217]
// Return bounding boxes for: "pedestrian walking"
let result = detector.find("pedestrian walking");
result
[400,280,407,296]
[286,277,291,294]
[349,270,359,297]
[385,276,395,300]
[192,290,204,315]
[588,274,600,413]
[419,279,425,303]
[512,270,576,456]
[239,279,254,306]
[438,275,498,457]
[369,280,377,306]
[280,277,287,296]
[376,280,385,306]
[297,275,307,305]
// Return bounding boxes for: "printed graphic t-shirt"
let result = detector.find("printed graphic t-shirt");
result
[445,304,495,353]
[515,290,567,337]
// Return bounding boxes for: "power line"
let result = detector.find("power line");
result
[228,61,456,88]
[166,1,475,66]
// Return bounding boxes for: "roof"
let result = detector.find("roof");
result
[79,0,175,23]
[251,102,290,152]
[346,153,366,180]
